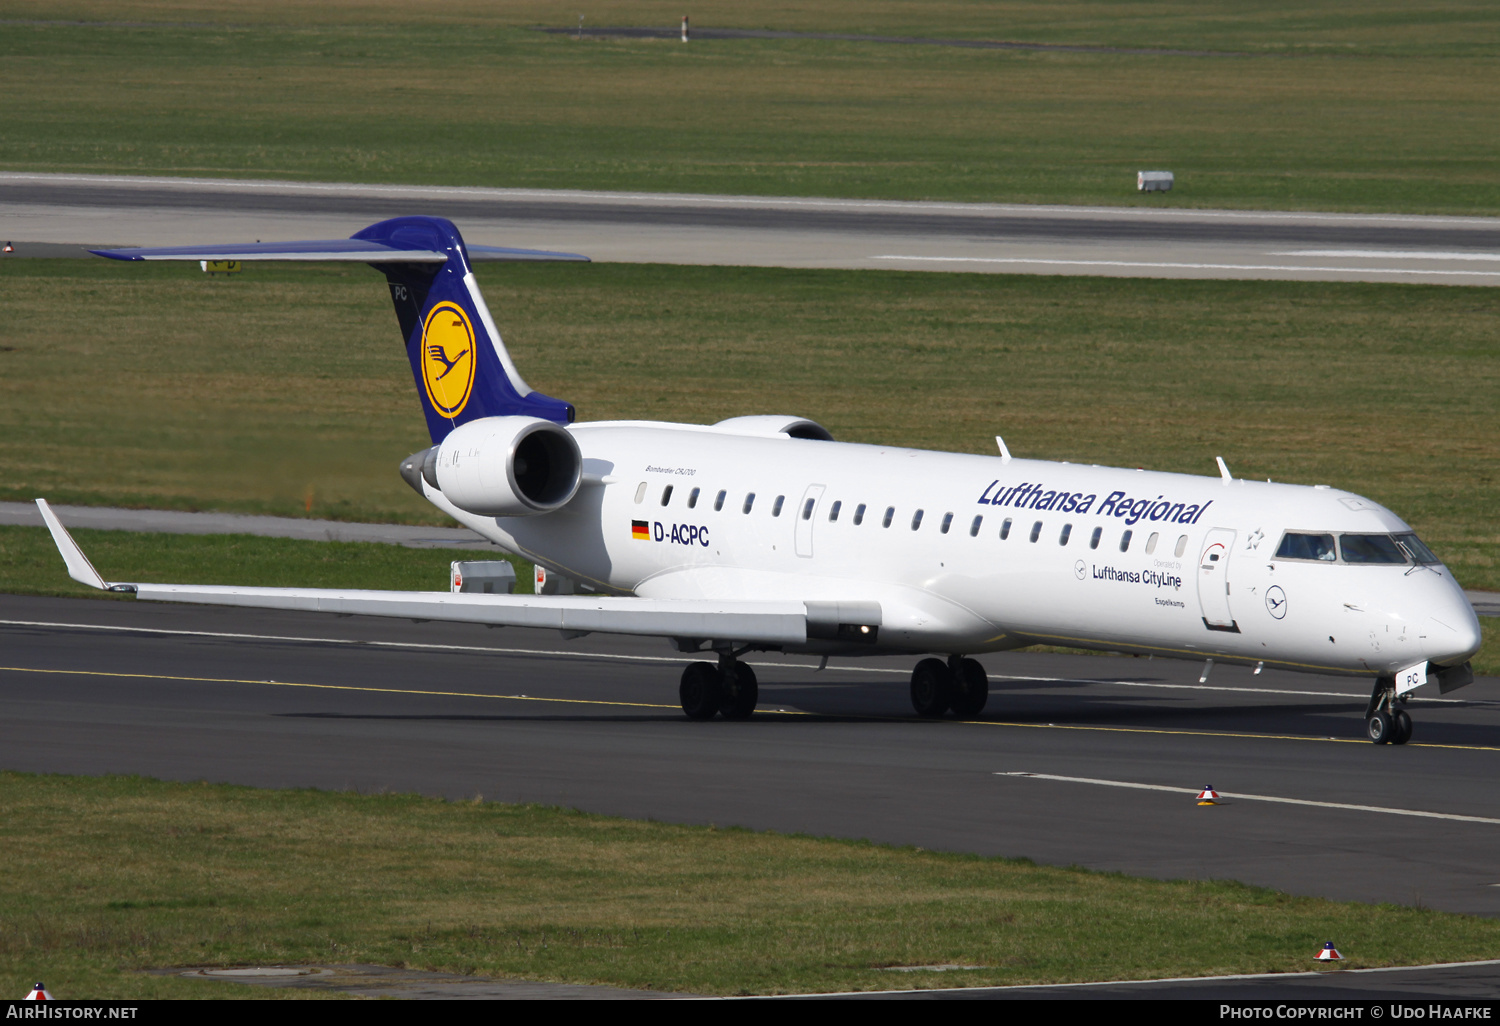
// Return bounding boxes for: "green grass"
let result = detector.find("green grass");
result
[2,2,1499,211]
[4,772,1499,998]
[1478,618,1500,678]
[3,258,1496,589]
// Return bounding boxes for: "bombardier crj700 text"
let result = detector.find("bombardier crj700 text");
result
[40,217,1481,744]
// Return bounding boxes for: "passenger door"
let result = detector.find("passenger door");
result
[1197,528,1237,630]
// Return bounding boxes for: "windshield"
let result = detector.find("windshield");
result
[1393,533,1441,565]
[1339,534,1408,564]
[1272,531,1439,566]
[1275,532,1336,561]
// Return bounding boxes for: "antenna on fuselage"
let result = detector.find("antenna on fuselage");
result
[995,436,1013,463]
[1215,456,1232,485]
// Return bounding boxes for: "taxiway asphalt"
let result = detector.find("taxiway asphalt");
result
[3,592,1498,927]
[5,172,1500,285]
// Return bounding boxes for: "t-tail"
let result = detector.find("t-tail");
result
[92,215,586,444]
[356,217,574,441]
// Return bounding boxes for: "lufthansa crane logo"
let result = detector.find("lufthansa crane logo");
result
[1265,585,1288,620]
[421,302,476,418]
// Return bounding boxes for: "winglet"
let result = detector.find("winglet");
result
[34,499,116,591]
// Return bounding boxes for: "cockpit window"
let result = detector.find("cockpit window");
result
[1274,532,1336,561]
[1339,534,1407,564]
[1393,533,1440,565]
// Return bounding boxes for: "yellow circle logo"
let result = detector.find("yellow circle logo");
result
[421,302,476,418]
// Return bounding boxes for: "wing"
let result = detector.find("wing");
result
[33,500,880,647]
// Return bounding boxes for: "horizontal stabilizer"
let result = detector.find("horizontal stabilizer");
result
[90,241,589,263]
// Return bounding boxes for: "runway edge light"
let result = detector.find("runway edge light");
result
[25,982,52,1000]
[1196,785,1220,805]
[1315,943,1343,961]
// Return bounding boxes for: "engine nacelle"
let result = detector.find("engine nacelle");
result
[424,416,582,517]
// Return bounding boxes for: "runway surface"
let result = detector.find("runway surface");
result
[4,592,1498,931]
[5,172,1500,285]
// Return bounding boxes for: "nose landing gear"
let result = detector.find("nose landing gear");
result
[910,656,989,718]
[678,650,759,720]
[1364,675,1413,745]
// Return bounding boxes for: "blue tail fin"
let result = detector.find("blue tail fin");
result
[353,216,574,442]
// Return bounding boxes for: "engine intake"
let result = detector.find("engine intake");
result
[400,416,582,517]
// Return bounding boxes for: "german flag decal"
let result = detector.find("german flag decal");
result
[631,520,650,540]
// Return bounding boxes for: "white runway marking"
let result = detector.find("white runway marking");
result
[1276,249,1500,261]
[873,255,1500,277]
[995,772,1500,826]
[0,618,1486,703]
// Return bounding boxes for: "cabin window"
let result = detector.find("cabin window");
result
[1000,518,1012,540]
[634,482,647,504]
[829,500,842,522]
[1029,521,1042,543]
[911,509,924,531]
[940,512,954,534]
[772,495,785,517]
[969,515,983,537]
[1394,533,1440,564]
[1059,524,1072,546]
[1145,532,1159,555]
[687,487,700,509]
[714,489,726,512]
[853,503,866,526]
[1339,534,1407,565]
[883,507,895,528]
[1090,526,1102,550]
[1119,529,1133,552]
[1274,532,1335,562]
[743,493,756,514]
[1175,534,1188,557]
[661,484,674,506]
[803,497,816,521]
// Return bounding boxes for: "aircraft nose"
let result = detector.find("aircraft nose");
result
[1427,587,1483,667]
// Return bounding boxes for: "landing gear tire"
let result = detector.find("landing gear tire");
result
[911,658,954,717]
[719,660,759,720]
[1391,709,1413,745]
[949,657,989,717]
[1367,710,1394,744]
[680,661,722,720]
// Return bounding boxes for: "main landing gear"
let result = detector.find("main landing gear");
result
[910,656,989,718]
[1364,675,1413,745]
[679,652,759,720]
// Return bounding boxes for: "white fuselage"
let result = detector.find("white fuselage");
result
[424,420,1482,678]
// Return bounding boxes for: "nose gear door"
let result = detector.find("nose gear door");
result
[1197,528,1239,632]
